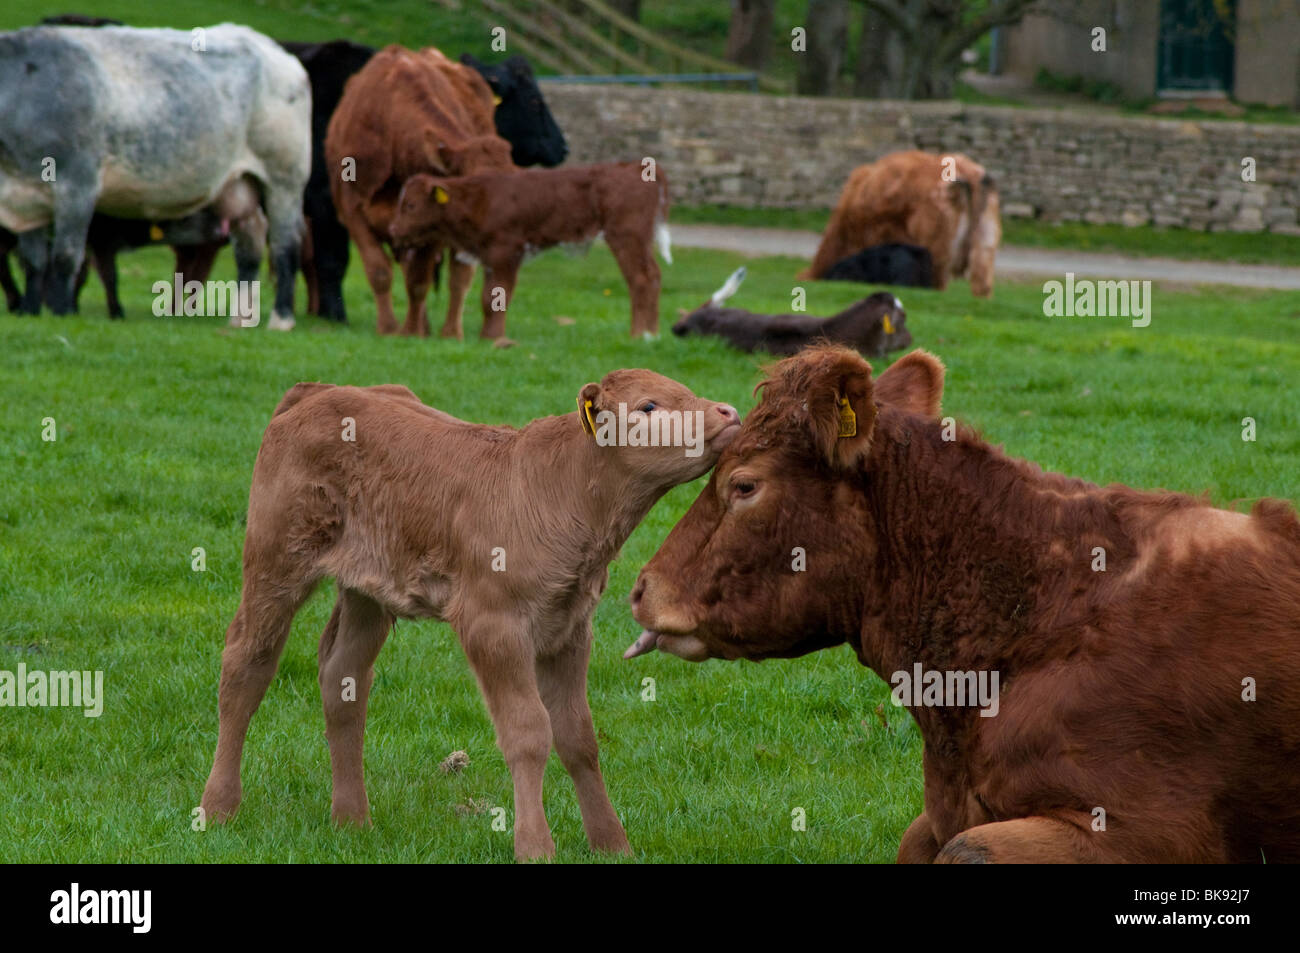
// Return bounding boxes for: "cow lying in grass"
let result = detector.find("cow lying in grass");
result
[628,345,1300,863]
[201,371,740,860]
[672,267,911,357]
[389,162,672,340]
[823,242,935,288]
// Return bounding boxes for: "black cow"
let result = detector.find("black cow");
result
[278,39,377,322]
[823,242,935,288]
[673,267,913,358]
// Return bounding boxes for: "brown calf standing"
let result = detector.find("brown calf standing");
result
[200,372,739,860]
[630,346,1300,863]
[389,162,672,340]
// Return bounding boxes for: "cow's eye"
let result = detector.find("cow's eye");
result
[640,402,656,413]
[733,480,756,498]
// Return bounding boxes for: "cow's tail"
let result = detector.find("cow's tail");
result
[654,176,672,264]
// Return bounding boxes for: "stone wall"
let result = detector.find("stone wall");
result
[539,83,1300,233]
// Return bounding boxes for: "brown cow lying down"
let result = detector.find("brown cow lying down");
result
[389,162,672,339]
[200,371,740,860]
[801,150,1001,298]
[672,266,912,357]
[628,346,1300,863]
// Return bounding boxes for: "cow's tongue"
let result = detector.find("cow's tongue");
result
[623,629,660,659]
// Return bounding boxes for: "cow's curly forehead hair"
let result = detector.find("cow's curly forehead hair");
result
[730,346,875,460]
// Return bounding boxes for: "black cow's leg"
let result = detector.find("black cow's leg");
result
[93,247,124,319]
[16,229,49,315]
[313,212,351,323]
[2,247,25,313]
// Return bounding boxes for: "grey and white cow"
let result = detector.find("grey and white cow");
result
[0,23,310,327]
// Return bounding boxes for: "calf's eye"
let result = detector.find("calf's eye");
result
[734,481,756,498]
[640,402,656,413]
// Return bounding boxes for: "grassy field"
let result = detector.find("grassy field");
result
[2,237,1299,864]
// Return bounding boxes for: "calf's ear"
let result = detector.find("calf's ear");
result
[798,347,876,470]
[874,350,944,418]
[576,382,603,436]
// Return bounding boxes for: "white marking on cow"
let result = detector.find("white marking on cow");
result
[655,223,673,264]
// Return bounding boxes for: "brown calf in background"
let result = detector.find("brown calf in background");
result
[390,162,672,340]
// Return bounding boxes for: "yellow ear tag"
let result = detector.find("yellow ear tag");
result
[149,224,164,241]
[882,315,895,335]
[434,186,450,205]
[837,396,857,438]
[492,94,503,106]
[578,397,598,436]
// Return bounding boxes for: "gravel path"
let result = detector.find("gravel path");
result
[672,224,1300,291]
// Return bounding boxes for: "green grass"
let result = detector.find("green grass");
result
[2,238,1299,864]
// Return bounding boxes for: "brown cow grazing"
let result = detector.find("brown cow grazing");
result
[628,345,1300,864]
[200,371,741,861]
[325,45,516,337]
[390,163,672,340]
[801,151,1001,298]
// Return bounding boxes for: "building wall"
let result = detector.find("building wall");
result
[1001,1,1160,100]
[1001,0,1300,106]
[1235,0,1300,106]
[541,83,1300,233]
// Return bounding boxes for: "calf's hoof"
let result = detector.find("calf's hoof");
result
[514,832,557,863]
[199,785,241,825]
[439,325,464,340]
[266,311,295,332]
[331,802,372,828]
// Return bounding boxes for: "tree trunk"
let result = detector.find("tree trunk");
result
[605,0,641,22]
[854,5,906,97]
[725,0,776,70]
[797,0,850,96]
[854,2,959,99]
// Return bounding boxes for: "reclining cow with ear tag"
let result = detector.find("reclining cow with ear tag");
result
[629,344,1300,864]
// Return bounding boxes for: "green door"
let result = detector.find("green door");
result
[1157,0,1235,94]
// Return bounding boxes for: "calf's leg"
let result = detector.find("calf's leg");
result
[458,611,555,860]
[478,260,518,341]
[398,244,438,337]
[605,232,660,336]
[440,255,475,339]
[535,627,630,854]
[318,589,393,825]
[201,575,317,822]
[896,811,941,863]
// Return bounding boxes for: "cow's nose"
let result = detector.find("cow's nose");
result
[716,404,740,425]
[630,577,646,609]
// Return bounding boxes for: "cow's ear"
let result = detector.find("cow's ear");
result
[801,347,876,470]
[874,350,944,418]
[576,382,602,436]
